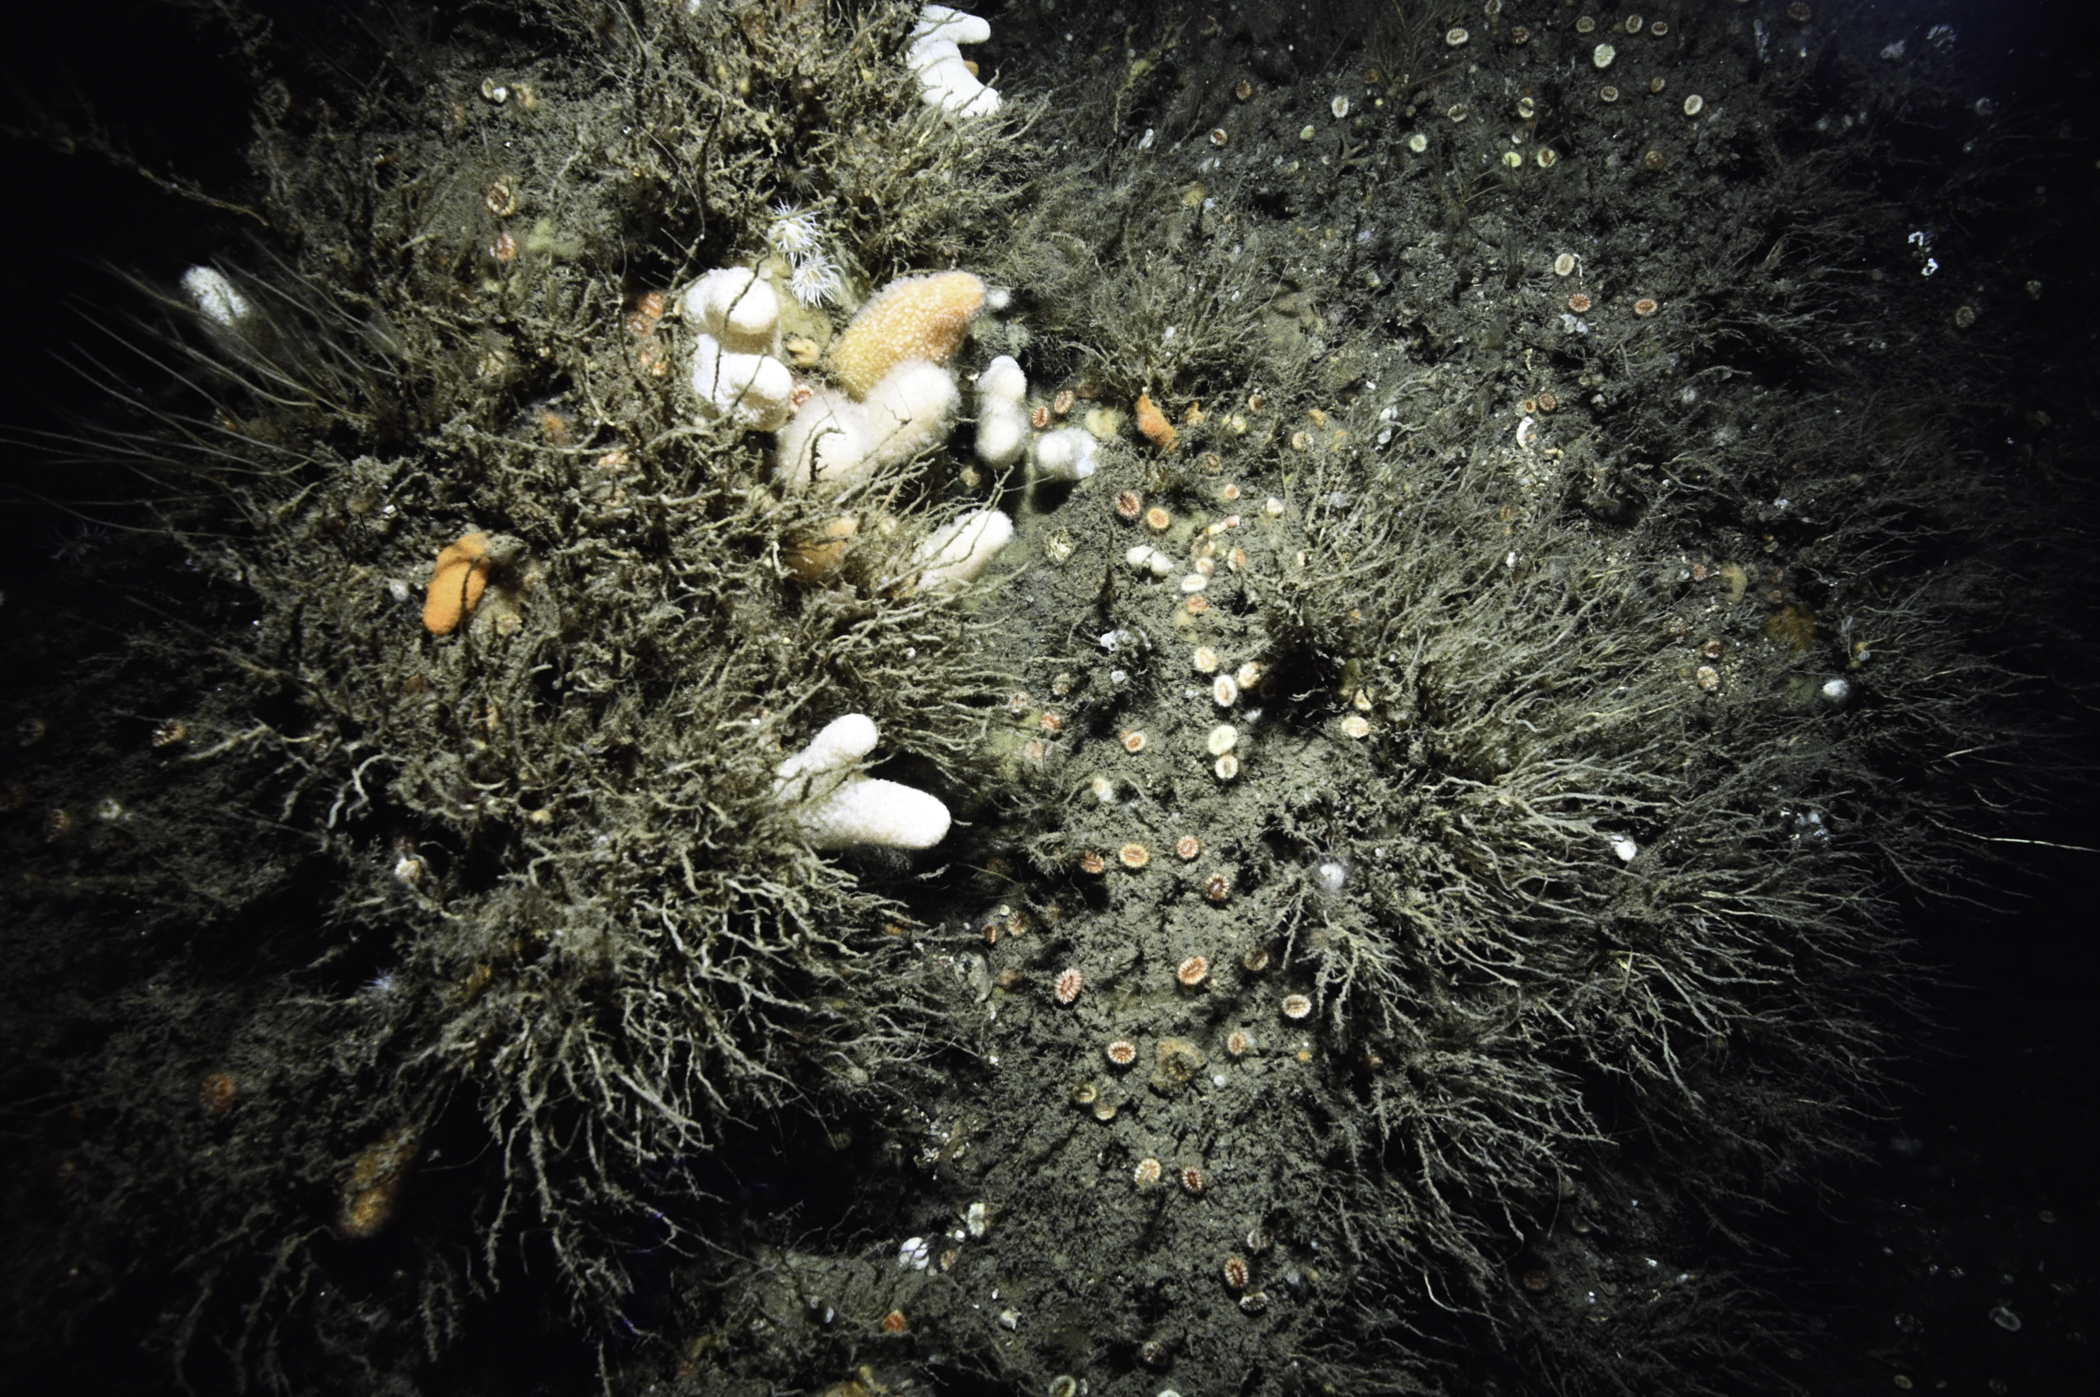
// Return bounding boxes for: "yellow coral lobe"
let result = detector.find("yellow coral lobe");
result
[423,531,492,635]
[1135,391,1178,452]
[832,271,984,398]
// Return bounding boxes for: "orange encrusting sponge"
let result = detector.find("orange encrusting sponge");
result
[1135,391,1178,452]
[423,532,492,635]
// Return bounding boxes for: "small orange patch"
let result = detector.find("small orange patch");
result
[423,532,492,635]
[338,1126,419,1238]
[1135,392,1179,453]
[784,516,858,583]
[199,1071,237,1116]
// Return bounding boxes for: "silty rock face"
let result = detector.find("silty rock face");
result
[5,3,2077,1396]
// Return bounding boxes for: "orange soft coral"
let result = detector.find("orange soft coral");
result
[422,532,492,635]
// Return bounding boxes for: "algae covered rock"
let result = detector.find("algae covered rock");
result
[0,3,2085,1396]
